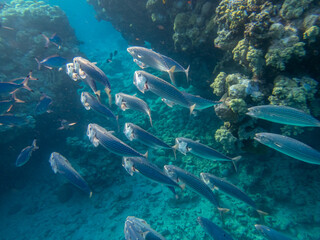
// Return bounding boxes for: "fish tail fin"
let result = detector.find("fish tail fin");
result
[22,75,33,92]
[32,139,39,150]
[172,147,177,160]
[143,151,148,159]
[95,90,101,102]
[231,156,241,172]
[57,126,64,130]
[148,111,152,127]
[257,210,268,223]
[35,58,41,70]
[218,207,230,224]
[219,93,228,103]
[6,105,13,112]
[189,104,196,115]
[68,122,77,127]
[105,88,112,106]
[168,65,176,85]
[12,92,24,103]
[185,65,190,82]
[41,34,50,48]
[89,191,93,198]
[29,71,38,81]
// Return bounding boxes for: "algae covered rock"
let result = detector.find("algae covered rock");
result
[214,125,239,155]
[280,0,314,20]
[303,25,320,43]
[210,72,227,97]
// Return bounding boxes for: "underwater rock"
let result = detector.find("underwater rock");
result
[211,72,227,97]
[303,25,320,44]
[214,125,239,155]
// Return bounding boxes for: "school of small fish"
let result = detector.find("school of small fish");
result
[3,33,320,240]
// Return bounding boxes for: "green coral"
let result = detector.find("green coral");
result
[229,98,248,115]
[210,72,227,97]
[303,26,320,44]
[280,0,314,20]
[265,24,306,71]
[233,39,265,76]
[215,125,238,155]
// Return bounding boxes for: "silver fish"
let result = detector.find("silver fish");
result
[247,105,320,127]
[133,71,195,114]
[115,93,152,126]
[255,225,292,240]
[16,139,39,167]
[123,123,171,150]
[81,92,118,129]
[66,62,101,101]
[127,46,189,85]
[73,57,112,105]
[162,91,222,110]
[174,137,240,170]
[124,216,166,240]
[198,216,234,240]
[200,173,267,216]
[87,123,148,158]
[122,157,180,197]
[49,152,92,197]
[254,132,320,165]
[164,165,221,210]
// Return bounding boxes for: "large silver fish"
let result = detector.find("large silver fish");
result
[254,132,320,165]
[255,225,292,240]
[73,57,112,105]
[49,152,92,197]
[81,92,118,129]
[162,91,222,110]
[123,123,172,151]
[115,92,152,126]
[127,46,189,85]
[122,157,180,197]
[87,123,147,158]
[16,139,39,167]
[197,216,234,240]
[174,137,240,170]
[247,105,320,127]
[124,216,166,240]
[164,165,222,210]
[133,71,195,114]
[200,173,267,216]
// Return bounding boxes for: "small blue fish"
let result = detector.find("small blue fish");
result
[0,114,29,126]
[0,75,33,94]
[87,123,148,158]
[197,216,234,240]
[49,152,92,197]
[35,93,52,115]
[8,71,38,85]
[115,93,152,126]
[35,55,67,70]
[122,157,180,198]
[254,132,320,165]
[73,57,112,105]
[133,71,195,114]
[16,139,39,167]
[81,92,118,129]
[42,33,62,48]
[255,225,292,240]
[0,92,24,114]
[124,216,166,240]
[57,119,77,130]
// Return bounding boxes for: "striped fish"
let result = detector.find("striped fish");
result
[247,105,320,127]
[115,93,152,126]
[87,123,147,158]
[16,139,39,167]
[255,225,292,240]
[198,217,234,240]
[133,70,195,114]
[254,132,320,165]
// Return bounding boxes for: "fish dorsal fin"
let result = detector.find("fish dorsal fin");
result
[92,62,97,65]
[195,140,200,143]
[108,131,115,135]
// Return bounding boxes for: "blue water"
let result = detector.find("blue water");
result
[0,0,320,240]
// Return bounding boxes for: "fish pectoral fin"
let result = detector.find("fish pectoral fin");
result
[121,102,128,111]
[168,65,176,85]
[274,142,283,148]
[108,131,115,135]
